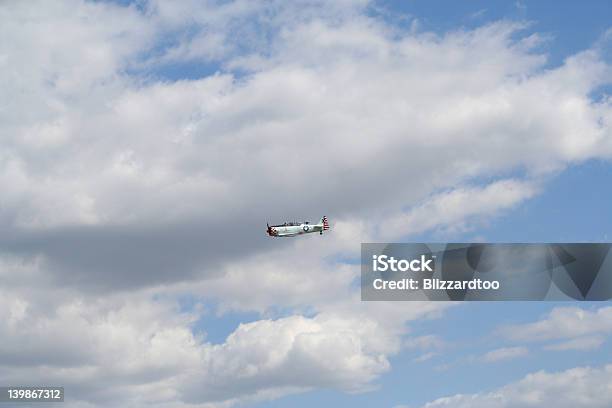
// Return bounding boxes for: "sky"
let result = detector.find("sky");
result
[1,1,612,407]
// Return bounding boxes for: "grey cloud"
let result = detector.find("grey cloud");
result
[0,218,283,292]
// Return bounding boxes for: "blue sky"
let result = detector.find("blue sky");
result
[383,0,612,63]
[2,1,612,407]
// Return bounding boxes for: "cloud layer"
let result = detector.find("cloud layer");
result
[1,0,612,406]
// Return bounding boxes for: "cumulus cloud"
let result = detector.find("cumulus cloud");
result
[0,285,411,407]
[0,289,203,404]
[179,314,396,404]
[420,365,612,408]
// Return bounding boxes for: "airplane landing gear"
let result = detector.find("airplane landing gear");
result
[320,231,323,235]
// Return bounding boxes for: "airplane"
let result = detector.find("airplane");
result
[267,216,330,237]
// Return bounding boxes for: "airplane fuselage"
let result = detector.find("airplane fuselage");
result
[267,217,329,237]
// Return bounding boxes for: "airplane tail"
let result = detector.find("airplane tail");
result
[320,216,330,231]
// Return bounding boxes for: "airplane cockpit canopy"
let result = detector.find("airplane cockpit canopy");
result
[270,221,309,227]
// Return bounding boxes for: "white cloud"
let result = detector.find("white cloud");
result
[2,6,612,235]
[0,286,409,407]
[544,336,605,351]
[500,306,612,345]
[413,352,438,363]
[420,365,612,408]
[403,335,447,351]
[0,289,203,404]
[179,313,396,404]
[480,346,529,363]
[382,179,538,239]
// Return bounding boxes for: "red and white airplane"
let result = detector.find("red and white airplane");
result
[267,216,330,237]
